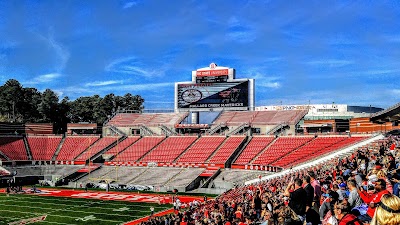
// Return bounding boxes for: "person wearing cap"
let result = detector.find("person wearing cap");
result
[370,194,400,225]
[358,179,390,222]
[319,190,339,222]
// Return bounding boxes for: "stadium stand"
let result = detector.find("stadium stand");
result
[56,136,100,161]
[130,167,184,186]
[251,136,314,165]
[176,136,226,163]
[164,168,205,187]
[207,136,246,164]
[234,136,276,165]
[105,136,140,156]
[27,136,62,161]
[270,136,348,167]
[0,136,28,160]
[112,136,165,162]
[284,136,367,168]
[213,110,307,126]
[140,136,198,163]
[106,112,189,126]
[75,136,118,161]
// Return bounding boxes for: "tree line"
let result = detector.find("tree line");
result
[0,79,144,133]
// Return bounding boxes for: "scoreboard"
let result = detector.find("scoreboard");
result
[175,63,255,112]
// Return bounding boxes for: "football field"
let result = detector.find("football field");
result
[0,193,173,225]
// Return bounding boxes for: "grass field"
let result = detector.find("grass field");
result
[0,193,172,225]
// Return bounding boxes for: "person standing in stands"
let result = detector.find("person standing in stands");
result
[308,171,322,210]
[303,175,314,210]
[284,178,307,224]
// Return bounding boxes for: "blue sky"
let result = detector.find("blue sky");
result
[0,0,399,109]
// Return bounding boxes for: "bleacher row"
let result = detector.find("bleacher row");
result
[0,135,367,169]
[107,112,189,126]
[213,110,308,125]
[105,110,307,128]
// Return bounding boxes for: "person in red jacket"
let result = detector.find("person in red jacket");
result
[358,179,390,222]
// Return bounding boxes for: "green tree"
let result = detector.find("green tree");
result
[38,89,59,122]
[0,79,24,122]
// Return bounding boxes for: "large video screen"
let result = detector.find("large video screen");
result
[177,81,249,109]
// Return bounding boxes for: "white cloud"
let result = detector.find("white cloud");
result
[226,16,257,43]
[85,80,124,87]
[55,82,174,99]
[258,81,281,88]
[363,69,400,75]
[105,56,166,78]
[391,89,400,95]
[306,59,353,67]
[99,82,173,92]
[24,73,62,85]
[36,31,70,72]
[123,1,137,9]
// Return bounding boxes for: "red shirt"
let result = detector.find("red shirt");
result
[358,189,390,217]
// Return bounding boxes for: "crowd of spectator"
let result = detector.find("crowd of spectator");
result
[141,134,400,225]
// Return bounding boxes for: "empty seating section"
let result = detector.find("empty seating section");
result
[166,168,205,187]
[56,136,100,161]
[106,136,140,156]
[132,167,183,186]
[227,111,257,125]
[252,137,313,165]
[251,111,277,124]
[285,136,367,168]
[107,113,141,126]
[234,136,275,164]
[213,110,307,126]
[141,136,198,163]
[270,110,298,124]
[213,111,237,125]
[208,136,245,164]
[0,136,27,160]
[107,112,189,126]
[214,169,270,184]
[112,136,165,162]
[177,136,226,163]
[271,136,347,167]
[27,136,62,161]
[76,137,118,161]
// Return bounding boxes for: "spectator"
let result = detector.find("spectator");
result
[303,175,314,209]
[284,178,307,224]
[308,171,322,210]
[334,203,363,225]
[358,178,390,222]
[370,194,400,225]
[347,180,363,209]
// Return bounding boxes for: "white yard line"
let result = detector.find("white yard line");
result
[0,203,138,219]
[0,199,148,214]
[0,195,167,209]
[0,208,122,223]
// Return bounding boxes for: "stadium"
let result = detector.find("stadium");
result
[0,63,399,225]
